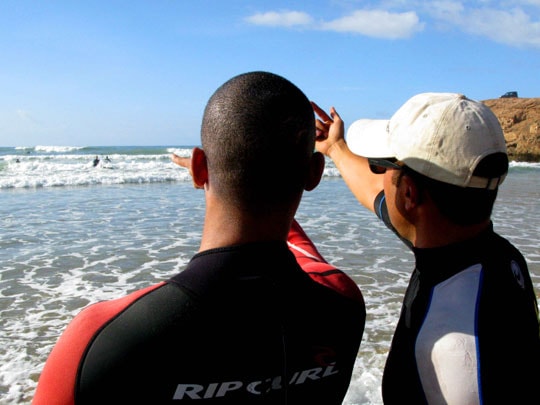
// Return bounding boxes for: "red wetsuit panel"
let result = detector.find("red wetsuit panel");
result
[287,219,364,303]
[32,283,165,405]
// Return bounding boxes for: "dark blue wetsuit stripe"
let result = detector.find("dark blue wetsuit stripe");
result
[375,193,386,218]
[475,268,484,405]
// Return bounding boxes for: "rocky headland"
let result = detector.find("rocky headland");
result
[482,97,540,162]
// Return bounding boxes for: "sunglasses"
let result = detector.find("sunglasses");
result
[368,158,403,174]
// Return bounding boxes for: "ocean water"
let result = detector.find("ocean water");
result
[1,145,539,404]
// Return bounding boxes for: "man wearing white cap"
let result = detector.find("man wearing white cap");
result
[313,93,539,404]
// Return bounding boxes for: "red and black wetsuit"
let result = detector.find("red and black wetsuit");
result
[33,220,365,404]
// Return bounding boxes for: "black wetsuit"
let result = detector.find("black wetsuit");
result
[374,192,540,404]
[33,221,365,404]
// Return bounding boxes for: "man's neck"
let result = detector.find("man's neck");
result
[198,204,293,252]
[413,218,491,249]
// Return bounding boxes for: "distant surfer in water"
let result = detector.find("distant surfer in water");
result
[92,155,99,167]
[313,94,540,404]
[33,71,366,404]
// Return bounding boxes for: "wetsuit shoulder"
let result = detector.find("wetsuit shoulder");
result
[287,219,364,303]
[32,282,166,405]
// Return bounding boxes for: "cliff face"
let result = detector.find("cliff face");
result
[482,98,540,162]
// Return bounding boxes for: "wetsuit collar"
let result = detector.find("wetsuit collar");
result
[412,222,496,283]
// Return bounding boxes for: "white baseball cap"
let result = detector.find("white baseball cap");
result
[346,92,508,189]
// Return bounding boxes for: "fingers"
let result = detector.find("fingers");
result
[171,151,206,190]
[171,153,191,169]
[312,101,342,141]
[311,101,332,122]
[312,101,341,126]
[329,106,341,122]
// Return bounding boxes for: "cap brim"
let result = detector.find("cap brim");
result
[346,119,393,158]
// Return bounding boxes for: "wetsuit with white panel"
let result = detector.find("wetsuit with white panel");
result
[374,191,540,404]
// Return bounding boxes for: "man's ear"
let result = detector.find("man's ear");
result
[400,173,422,210]
[190,147,208,189]
[305,151,325,191]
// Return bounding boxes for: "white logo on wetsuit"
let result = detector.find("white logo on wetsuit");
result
[172,363,339,400]
[511,260,525,289]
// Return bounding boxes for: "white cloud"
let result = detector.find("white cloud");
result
[245,11,313,27]
[245,8,424,39]
[321,10,424,39]
[427,3,540,47]
[244,3,540,47]
[425,1,464,21]
[466,8,540,47]
[517,0,540,6]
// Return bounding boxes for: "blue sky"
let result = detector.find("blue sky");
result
[1,1,539,147]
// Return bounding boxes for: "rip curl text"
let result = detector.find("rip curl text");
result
[172,363,339,400]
